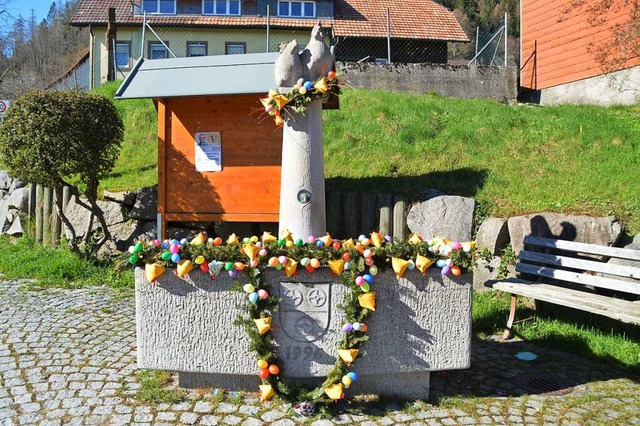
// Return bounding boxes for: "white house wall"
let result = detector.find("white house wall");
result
[91,25,314,86]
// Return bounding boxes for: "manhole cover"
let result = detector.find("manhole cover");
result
[517,374,574,396]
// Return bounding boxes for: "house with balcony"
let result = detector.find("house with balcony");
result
[70,0,468,89]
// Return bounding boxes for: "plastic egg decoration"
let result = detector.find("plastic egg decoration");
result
[243,284,255,293]
[344,261,350,270]
[129,254,139,264]
[363,274,374,284]
[358,234,367,241]
[285,240,294,248]
[310,258,320,268]
[446,258,453,267]
[347,372,358,381]
[384,235,393,243]
[451,241,462,250]
[257,359,268,369]
[200,262,209,272]
[278,256,288,265]
[369,265,378,276]
[268,365,280,375]
[250,259,259,268]
[299,87,307,95]
[365,257,374,266]
[408,259,415,270]
[361,283,370,292]
[451,265,462,276]
[258,289,269,299]
[127,245,135,254]
[363,249,373,258]
[300,258,310,267]
[275,263,284,271]
[195,255,205,265]
[249,292,259,303]
[462,243,472,252]
[303,80,313,90]
[268,257,279,267]
[342,323,353,332]
[436,259,447,268]
[224,262,234,271]
[229,269,238,278]
[316,240,324,247]
[171,253,181,263]
[352,322,362,331]
[161,251,172,261]
[153,239,161,247]
[171,239,179,245]
[259,249,268,257]
[441,265,451,276]
[341,375,352,387]
[180,238,188,245]
[307,235,317,243]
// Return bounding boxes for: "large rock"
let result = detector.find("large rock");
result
[473,256,511,292]
[6,216,23,236]
[103,190,136,207]
[476,217,509,255]
[6,187,30,212]
[8,178,25,193]
[407,195,475,242]
[0,199,9,231]
[507,212,622,255]
[63,198,127,238]
[130,187,157,220]
[602,233,640,287]
[0,171,12,190]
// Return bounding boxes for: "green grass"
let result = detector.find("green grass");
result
[0,236,133,290]
[134,370,186,404]
[98,83,640,232]
[473,291,640,372]
[94,82,158,192]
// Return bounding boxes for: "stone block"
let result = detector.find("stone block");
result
[475,217,509,256]
[8,178,25,193]
[407,196,475,242]
[6,187,30,212]
[0,171,12,190]
[64,198,127,238]
[507,212,622,255]
[130,187,157,220]
[103,190,136,207]
[135,267,472,400]
[6,216,24,236]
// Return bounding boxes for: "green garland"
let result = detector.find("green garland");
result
[127,232,475,411]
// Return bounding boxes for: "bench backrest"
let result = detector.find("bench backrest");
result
[517,236,640,297]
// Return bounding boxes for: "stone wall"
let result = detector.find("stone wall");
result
[337,62,518,101]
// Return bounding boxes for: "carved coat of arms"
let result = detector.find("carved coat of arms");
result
[277,281,332,342]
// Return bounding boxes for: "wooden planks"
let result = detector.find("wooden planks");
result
[518,250,640,280]
[487,278,640,325]
[524,236,640,261]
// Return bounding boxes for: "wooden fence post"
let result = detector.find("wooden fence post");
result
[342,192,360,238]
[378,193,393,237]
[393,195,408,242]
[51,187,63,246]
[35,184,43,243]
[42,187,52,245]
[360,193,377,235]
[326,191,343,238]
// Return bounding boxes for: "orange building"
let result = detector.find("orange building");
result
[520,0,640,104]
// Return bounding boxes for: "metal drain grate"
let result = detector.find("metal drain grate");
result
[518,375,574,396]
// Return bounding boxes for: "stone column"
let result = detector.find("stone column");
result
[278,99,326,240]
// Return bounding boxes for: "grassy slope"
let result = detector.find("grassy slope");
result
[99,82,640,232]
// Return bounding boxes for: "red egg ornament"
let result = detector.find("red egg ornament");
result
[200,262,209,272]
[258,368,270,379]
[328,70,336,79]
[268,365,280,375]
[342,252,351,261]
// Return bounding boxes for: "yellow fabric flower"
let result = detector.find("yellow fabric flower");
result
[314,77,328,94]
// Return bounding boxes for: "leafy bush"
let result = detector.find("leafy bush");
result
[0,90,124,256]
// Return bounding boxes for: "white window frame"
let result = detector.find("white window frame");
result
[142,0,176,15]
[187,41,208,57]
[202,0,241,16]
[277,1,316,18]
[115,41,131,69]
[148,41,170,59]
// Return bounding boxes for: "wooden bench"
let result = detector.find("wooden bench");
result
[486,235,640,340]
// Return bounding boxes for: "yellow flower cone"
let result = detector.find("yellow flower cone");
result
[176,260,194,278]
[284,259,298,277]
[319,233,333,247]
[145,263,165,282]
[273,94,290,109]
[415,255,434,275]
[275,115,284,126]
[324,383,344,400]
[280,229,293,242]
[408,233,423,245]
[227,233,240,246]
[338,349,358,365]
[242,243,260,262]
[392,257,411,277]
[342,238,355,250]
[260,89,278,108]
[358,291,376,311]
[259,384,275,401]
[254,317,272,335]
[371,232,384,248]
[262,231,277,244]
[190,232,206,246]
[328,259,345,276]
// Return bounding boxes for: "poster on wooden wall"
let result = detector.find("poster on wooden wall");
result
[195,131,222,172]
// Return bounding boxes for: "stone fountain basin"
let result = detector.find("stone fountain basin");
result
[135,267,472,400]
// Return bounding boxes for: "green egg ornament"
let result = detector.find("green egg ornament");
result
[161,251,171,261]
[134,242,144,253]
[361,283,370,292]
[224,261,234,271]
[129,254,139,264]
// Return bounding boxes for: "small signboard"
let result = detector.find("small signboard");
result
[195,131,222,172]
[0,100,10,119]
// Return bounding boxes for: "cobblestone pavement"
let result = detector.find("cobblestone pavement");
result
[1,280,639,425]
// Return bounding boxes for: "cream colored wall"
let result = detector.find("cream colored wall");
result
[91,25,314,85]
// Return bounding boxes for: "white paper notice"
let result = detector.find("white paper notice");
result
[195,131,222,172]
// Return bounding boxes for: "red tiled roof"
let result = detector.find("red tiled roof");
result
[71,0,469,42]
[333,0,469,42]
